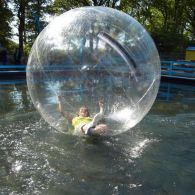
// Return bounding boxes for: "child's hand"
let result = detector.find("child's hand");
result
[58,95,64,101]
[99,100,104,108]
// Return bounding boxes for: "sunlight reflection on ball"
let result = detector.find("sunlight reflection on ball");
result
[26,7,161,136]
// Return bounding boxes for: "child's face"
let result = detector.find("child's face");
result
[78,107,89,117]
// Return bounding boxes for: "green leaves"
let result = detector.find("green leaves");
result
[1,0,195,56]
[0,1,13,47]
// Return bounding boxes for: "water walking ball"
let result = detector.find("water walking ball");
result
[27,6,161,136]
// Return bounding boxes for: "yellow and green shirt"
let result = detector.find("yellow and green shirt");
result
[72,116,92,129]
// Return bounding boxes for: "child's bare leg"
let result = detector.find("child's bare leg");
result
[91,109,104,126]
[82,110,104,134]
[92,124,108,135]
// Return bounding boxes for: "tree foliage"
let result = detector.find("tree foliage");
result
[1,0,195,58]
[47,0,90,15]
[120,0,195,54]
[0,0,13,47]
[10,0,51,55]
[25,0,52,45]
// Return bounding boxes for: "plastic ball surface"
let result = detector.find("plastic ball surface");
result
[27,6,161,136]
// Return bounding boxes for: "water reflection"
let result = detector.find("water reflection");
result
[0,79,194,125]
[0,80,34,116]
[150,81,195,115]
[158,82,195,103]
[1,79,194,117]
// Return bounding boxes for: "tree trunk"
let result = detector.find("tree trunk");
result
[192,10,195,41]
[18,1,26,60]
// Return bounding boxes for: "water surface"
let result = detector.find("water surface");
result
[0,80,195,194]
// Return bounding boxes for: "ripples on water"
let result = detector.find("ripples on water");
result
[0,113,145,194]
[0,82,195,194]
[0,112,195,194]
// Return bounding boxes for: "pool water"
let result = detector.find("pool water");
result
[0,80,195,194]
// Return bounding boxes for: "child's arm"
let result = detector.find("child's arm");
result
[99,100,104,114]
[58,96,73,123]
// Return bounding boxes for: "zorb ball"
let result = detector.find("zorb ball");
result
[27,7,161,136]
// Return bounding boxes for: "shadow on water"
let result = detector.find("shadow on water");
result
[0,80,195,194]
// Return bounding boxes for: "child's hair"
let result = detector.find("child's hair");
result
[77,106,90,117]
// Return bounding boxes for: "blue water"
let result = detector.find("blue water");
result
[0,80,195,194]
